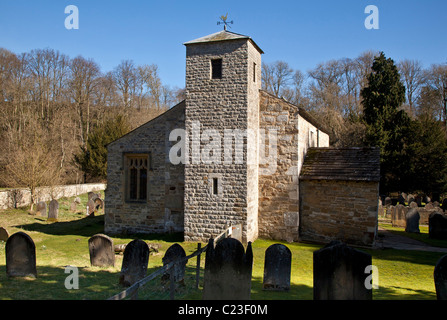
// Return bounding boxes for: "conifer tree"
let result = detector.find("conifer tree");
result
[74,114,130,181]
[361,52,409,193]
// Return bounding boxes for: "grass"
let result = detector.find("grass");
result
[0,197,446,300]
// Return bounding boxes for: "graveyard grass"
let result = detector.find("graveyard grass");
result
[0,195,445,300]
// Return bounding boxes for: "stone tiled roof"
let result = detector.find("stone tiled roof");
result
[300,147,381,182]
[184,30,264,54]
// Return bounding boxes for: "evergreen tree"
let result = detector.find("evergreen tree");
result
[406,115,447,194]
[361,52,409,193]
[74,114,130,181]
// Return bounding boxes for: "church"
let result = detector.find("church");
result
[104,28,380,246]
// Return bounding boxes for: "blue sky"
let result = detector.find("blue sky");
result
[0,0,446,88]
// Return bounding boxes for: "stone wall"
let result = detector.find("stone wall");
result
[258,91,330,242]
[0,183,106,210]
[183,38,262,244]
[299,179,379,246]
[105,102,185,235]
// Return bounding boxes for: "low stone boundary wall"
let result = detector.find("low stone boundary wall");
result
[0,183,106,210]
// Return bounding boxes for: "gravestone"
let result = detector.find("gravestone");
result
[6,232,37,278]
[398,194,406,205]
[384,197,392,207]
[119,239,149,287]
[88,234,115,267]
[405,208,420,233]
[313,241,372,300]
[429,212,447,240]
[47,199,58,221]
[262,244,291,291]
[203,237,253,300]
[74,197,81,204]
[94,198,104,210]
[87,192,96,201]
[0,226,9,241]
[70,201,77,212]
[87,199,96,216]
[434,254,447,300]
[162,243,187,282]
[392,204,407,228]
[35,201,47,216]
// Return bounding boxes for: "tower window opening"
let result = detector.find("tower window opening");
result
[211,59,222,79]
[213,178,218,195]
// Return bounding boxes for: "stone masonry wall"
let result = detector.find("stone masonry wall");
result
[258,91,330,242]
[183,39,261,243]
[0,183,106,210]
[105,102,185,235]
[299,179,379,246]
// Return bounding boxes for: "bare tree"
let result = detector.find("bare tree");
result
[262,61,294,97]
[68,56,100,147]
[398,59,425,115]
[1,117,61,209]
[113,60,136,108]
[423,63,447,126]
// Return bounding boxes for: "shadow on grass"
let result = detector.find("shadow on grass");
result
[0,264,121,300]
[374,284,436,300]
[13,214,184,243]
[14,215,105,237]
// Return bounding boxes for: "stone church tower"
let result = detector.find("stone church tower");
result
[183,30,263,243]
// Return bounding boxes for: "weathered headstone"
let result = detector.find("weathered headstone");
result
[87,192,96,201]
[384,197,392,207]
[391,204,407,228]
[203,237,253,300]
[434,254,447,300]
[87,199,96,216]
[94,198,104,210]
[35,201,47,216]
[88,234,115,267]
[405,208,420,233]
[429,212,447,240]
[162,243,187,282]
[6,232,37,278]
[74,197,82,204]
[119,239,149,287]
[70,201,77,212]
[313,241,372,300]
[0,226,9,241]
[398,194,406,205]
[47,199,58,221]
[262,243,291,291]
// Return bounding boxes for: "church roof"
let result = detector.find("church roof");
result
[300,147,381,182]
[184,30,264,54]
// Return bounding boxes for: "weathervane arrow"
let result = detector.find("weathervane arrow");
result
[217,13,233,30]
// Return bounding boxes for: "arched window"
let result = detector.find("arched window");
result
[125,154,149,201]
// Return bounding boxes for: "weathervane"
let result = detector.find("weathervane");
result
[217,13,233,30]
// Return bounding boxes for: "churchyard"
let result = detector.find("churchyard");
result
[0,191,446,300]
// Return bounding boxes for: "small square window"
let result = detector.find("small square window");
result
[211,59,222,79]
